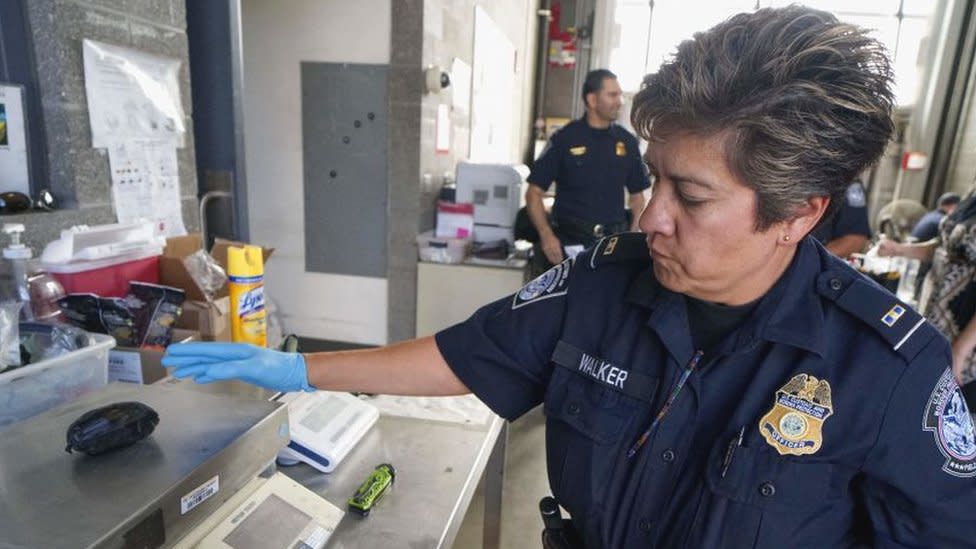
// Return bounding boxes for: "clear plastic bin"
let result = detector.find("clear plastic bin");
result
[0,333,115,429]
[417,230,470,264]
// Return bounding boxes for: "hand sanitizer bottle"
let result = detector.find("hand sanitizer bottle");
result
[0,223,34,320]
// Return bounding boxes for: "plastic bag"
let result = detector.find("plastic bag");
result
[0,302,22,371]
[58,293,136,346]
[19,322,89,365]
[182,249,227,302]
[126,282,185,349]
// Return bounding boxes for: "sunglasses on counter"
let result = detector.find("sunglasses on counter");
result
[0,190,57,214]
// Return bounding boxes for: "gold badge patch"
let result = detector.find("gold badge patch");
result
[570,146,587,156]
[759,374,833,456]
[615,141,626,156]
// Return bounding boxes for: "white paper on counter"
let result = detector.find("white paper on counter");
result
[109,139,186,236]
[364,394,493,426]
[83,39,186,148]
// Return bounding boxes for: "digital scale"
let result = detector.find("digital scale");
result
[174,472,343,549]
[274,390,379,473]
[0,382,347,549]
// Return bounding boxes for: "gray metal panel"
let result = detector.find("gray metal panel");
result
[302,62,389,277]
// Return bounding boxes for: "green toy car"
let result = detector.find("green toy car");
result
[347,463,395,516]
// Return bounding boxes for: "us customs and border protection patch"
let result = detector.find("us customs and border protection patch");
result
[512,258,573,310]
[923,368,976,477]
[845,182,866,207]
[759,374,833,456]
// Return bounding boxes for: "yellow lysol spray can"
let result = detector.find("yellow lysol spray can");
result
[227,245,267,347]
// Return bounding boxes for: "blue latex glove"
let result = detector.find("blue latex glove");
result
[162,342,314,393]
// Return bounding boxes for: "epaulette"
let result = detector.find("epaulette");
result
[816,268,940,362]
[587,233,650,270]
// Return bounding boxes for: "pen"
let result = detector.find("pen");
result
[627,350,703,459]
[721,425,745,478]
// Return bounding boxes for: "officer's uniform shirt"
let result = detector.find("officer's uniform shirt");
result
[435,233,976,548]
[528,118,649,229]
[911,209,946,242]
[812,181,872,244]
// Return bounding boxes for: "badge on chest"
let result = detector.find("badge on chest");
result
[759,373,834,456]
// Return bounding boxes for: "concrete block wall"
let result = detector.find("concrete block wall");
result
[10,0,198,253]
[387,0,425,343]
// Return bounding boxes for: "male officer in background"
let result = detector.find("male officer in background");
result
[810,180,872,258]
[912,191,961,242]
[526,69,649,272]
[165,6,976,547]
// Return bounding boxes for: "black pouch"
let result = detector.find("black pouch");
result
[127,282,185,349]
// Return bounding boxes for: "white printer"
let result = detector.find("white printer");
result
[455,162,529,244]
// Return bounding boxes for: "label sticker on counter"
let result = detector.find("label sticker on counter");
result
[181,475,220,515]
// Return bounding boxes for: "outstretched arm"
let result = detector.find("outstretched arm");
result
[304,336,469,395]
[876,237,938,262]
[824,234,868,258]
[162,336,470,396]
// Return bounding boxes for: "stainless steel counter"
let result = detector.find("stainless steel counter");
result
[0,383,289,549]
[162,378,508,549]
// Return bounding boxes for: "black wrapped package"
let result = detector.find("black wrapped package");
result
[65,401,160,456]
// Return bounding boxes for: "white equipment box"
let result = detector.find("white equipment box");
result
[455,162,529,243]
[275,391,379,473]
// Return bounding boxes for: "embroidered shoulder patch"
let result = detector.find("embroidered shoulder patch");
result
[845,182,866,207]
[512,258,573,309]
[923,368,976,477]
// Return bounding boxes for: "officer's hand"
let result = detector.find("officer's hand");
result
[162,342,315,393]
[875,236,901,257]
[541,233,564,264]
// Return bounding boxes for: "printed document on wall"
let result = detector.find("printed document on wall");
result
[82,39,186,148]
[109,139,186,236]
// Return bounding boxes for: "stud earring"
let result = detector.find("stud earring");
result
[783,235,791,242]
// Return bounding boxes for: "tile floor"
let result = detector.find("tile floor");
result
[452,405,550,548]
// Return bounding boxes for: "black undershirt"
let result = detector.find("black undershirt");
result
[684,295,760,359]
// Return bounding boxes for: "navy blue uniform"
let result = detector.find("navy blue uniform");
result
[529,118,649,241]
[812,181,872,244]
[436,233,976,547]
[911,209,945,242]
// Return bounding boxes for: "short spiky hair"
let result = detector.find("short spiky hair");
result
[631,5,894,229]
[582,69,617,102]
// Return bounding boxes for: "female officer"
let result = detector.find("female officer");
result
[165,6,976,547]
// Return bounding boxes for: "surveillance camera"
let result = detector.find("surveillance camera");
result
[425,65,451,94]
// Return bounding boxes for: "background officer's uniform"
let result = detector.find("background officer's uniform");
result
[435,233,976,548]
[528,118,649,248]
[811,180,872,245]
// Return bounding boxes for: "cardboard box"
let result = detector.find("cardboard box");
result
[159,234,274,301]
[108,329,197,384]
[176,297,231,341]
[159,233,273,341]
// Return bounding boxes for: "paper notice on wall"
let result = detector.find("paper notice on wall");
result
[83,39,186,148]
[109,139,186,236]
[450,58,471,113]
[0,84,30,195]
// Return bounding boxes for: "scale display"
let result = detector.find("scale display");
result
[182,472,343,549]
[276,391,379,473]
